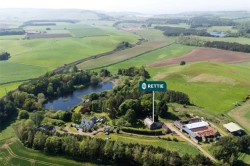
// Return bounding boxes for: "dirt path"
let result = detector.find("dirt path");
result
[2,144,60,166]
[165,123,216,162]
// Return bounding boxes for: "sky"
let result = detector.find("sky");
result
[0,0,250,14]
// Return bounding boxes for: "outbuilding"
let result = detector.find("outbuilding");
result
[223,122,244,136]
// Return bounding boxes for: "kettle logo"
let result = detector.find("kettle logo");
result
[142,83,147,90]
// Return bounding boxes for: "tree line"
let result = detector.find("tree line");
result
[155,26,211,37]
[0,28,25,36]
[178,36,250,53]
[15,125,214,166]
[212,135,250,165]
[189,17,236,28]
[204,41,250,53]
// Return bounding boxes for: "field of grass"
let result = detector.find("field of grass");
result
[234,60,250,69]
[207,26,238,33]
[153,23,190,28]
[96,133,199,156]
[70,28,106,37]
[228,100,250,133]
[194,36,250,45]
[0,126,15,141]
[77,29,177,70]
[0,82,22,98]
[107,44,194,73]
[0,27,139,95]
[0,61,48,84]
[148,62,250,115]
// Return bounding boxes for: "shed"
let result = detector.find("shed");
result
[144,118,162,130]
[223,122,244,135]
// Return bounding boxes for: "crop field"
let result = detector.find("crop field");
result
[149,48,250,67]
[107,44,194,73]
[96,133,200,156]
[228,100,250,132]
[148,62,250,115]
[77,29,177,70]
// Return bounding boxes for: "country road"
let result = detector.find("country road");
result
[165,123,217,162]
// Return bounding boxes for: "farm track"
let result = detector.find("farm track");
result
[2,144,61,166]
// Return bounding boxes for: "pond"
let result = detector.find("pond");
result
[44,82,114,111]
[208,31,227,37]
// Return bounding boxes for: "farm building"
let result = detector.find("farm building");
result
[80,117,97,131]
[144,118,162,130]
[223,122,244,136]
[174,118,220,143]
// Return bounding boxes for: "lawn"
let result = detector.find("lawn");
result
[148,62,250,115]
[107,44,194,73]
[96,133,200,156]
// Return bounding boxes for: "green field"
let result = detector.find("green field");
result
[0,82,22,98]
[228,100,250,132]
[70,28,106,37]
[107,44,194,73]
[234,61,250,69]
[194,36,250,45]
[0,61,48,84]
[96,133,199,156]
[0,27,140,95]
[77,29,177,70]
[153,23,190,28]
[148,62,250,114]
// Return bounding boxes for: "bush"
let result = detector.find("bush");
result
[121,127,163,135]
[18,110,29,119]
[180,61,186,65]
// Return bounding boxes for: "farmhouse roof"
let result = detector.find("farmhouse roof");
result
[223,122,243,133]
[185,121,209,130]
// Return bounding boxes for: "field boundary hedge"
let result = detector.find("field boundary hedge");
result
[121,127,164,135]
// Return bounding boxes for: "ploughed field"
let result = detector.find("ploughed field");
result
[149,48,250,67]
